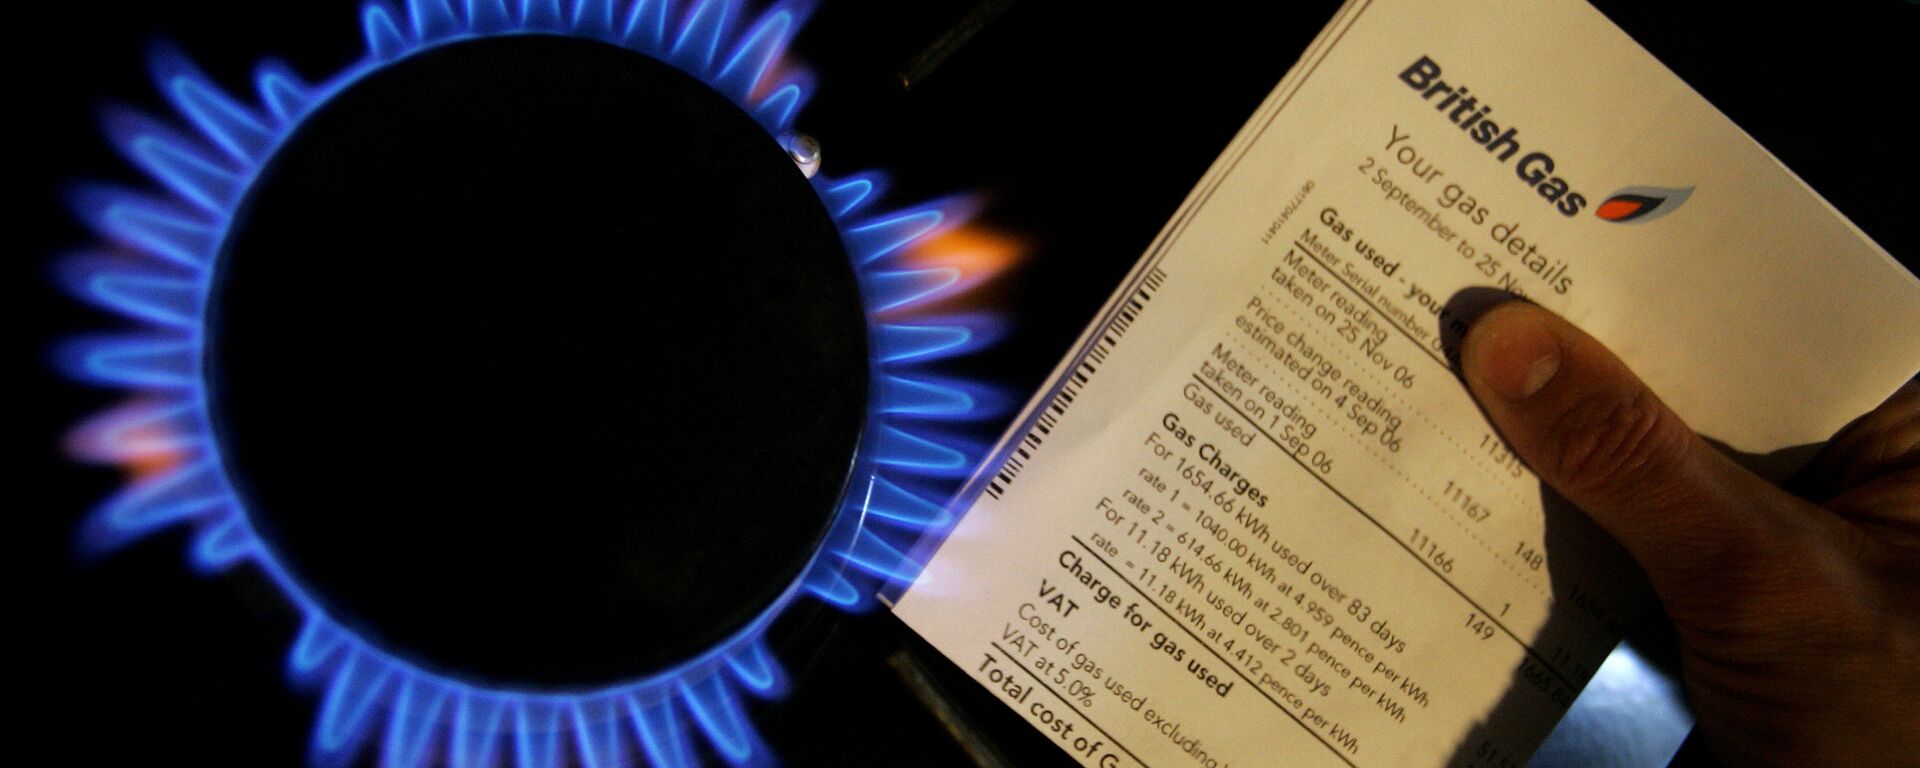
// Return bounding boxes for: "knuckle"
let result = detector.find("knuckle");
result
[1860,410,1920,466]
[1799,389,1919,499]
[1838,395,1920,465]
[1542,386,1687,496]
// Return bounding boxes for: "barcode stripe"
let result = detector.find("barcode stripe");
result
[985,267,1167,499]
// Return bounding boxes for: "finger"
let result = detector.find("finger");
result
[1791,379,1920,507]
[1457,302,1824,611]
[1824,466,1920,550]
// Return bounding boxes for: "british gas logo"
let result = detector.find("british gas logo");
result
[1594,186,1694,223]
[1397,54,1699,226]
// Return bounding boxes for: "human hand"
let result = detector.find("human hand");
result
[1457,301,1919,767]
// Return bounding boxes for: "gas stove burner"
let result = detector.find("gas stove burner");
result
[58,1,1008,766]
[214,32,869,689]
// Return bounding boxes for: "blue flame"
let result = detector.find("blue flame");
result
[58,1,999,765]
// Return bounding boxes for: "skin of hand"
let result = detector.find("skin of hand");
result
[1458,301,1920,767]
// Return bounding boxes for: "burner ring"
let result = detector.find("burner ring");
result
[207,35,867,689]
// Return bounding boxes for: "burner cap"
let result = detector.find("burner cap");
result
[207,35,868,688]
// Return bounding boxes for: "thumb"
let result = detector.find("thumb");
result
[1458,301,1813,615]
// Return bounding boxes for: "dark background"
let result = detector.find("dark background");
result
[15,1,1917,766]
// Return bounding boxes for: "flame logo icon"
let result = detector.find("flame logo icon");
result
[1596,185,1694,223]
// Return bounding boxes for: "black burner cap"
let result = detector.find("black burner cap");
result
[207,35,868,688]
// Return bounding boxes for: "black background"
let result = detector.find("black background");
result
[15,1,1917,766]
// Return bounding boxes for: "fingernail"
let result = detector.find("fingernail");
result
[1467,304,1561,401]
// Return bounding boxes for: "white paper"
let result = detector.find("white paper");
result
[892,1,1920,766]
